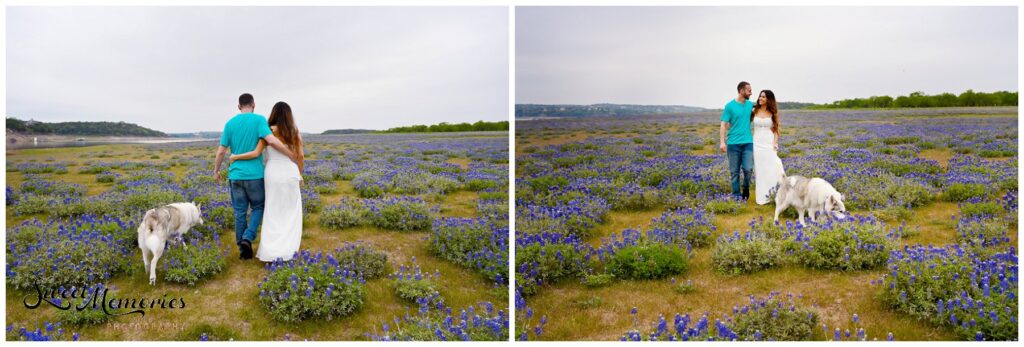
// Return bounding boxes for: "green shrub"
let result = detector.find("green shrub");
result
[786,218,899,271]
[10,194,50,215]
[515,235,589,295]
[886,182,934,207]
[319,198,367,230]
[464,178,498,191]
[647,208,715,248]
[332,242,388,279]
[202,203,235,232]
[368,302,507,341]
[19,175,86,196]
[837,173,933,210]
[943,183,988,202]
[390,263,442,304]
[5,219,132,291]
[606,242,688,280]
[672,278,695,294]
[6,322,79,341]
[121,188,186,213]
[978,150,1015,158]
[258,250,366,323]
[955,216,1009,256]
[706,197,745,214]
[871,158,940,177]
[476,198,509,224]
[877,205,912,222]
[572,296,603,308]
[115,170,174,187]
[79,164,112,174]
[49,197,118,219]
[162,232,226,286]
[515,196,610,238]
[58,305,111,326]
[354,183,384,198]
[478,189,508,201]
[55,285,114,326]
[96,172,118,183]
[958,200,1002,218]
[880,245,1017,341]
[364,196,437,231]
[428,218,507,283]
[712,231,784,275]
[582,273,614,288]
[302,188,322,219]
[732,294,819,341]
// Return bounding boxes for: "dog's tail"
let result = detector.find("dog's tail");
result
[139,209,159,235]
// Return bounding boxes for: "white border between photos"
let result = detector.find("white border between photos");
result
[508,4,518,344]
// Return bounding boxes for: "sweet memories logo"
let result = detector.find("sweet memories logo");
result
[23,283,186,317]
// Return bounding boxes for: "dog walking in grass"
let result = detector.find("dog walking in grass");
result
[138,202,204,285]
[773,175,847,226]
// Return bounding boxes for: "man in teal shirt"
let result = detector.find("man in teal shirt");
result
[719,81,755,201]
[213,93,294,260]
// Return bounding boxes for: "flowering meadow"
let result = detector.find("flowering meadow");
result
[5,131,509,341]
[514,107,1017,341]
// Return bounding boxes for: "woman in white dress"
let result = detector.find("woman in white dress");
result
[229,101,305,261]
[751,90,786,205]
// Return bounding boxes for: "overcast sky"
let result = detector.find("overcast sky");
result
[516,7,1017,109]
[7,7,508,133]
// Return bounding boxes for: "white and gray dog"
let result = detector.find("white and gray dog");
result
[774,175,847,226]
[137,202,204,285]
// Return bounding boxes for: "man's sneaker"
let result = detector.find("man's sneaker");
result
[240,239,253,260]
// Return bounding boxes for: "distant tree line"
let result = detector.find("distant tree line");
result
[375,120,508,133]
[516,103,706,118]
[777,102,817,110]
[6,117,167,137]
[810,90,1018,109]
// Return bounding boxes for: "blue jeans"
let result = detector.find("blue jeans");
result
[229,178,265,245]
[726,143,754,201]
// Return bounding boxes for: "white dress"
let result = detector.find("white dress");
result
[256,145,303,261]
[752,116,786,205]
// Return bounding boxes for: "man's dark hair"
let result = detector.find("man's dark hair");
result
[737,81,750,93]
[239,93,255,107]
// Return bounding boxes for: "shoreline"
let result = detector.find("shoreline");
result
[5,134,216,150]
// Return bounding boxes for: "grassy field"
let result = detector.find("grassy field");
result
[514,110,1018,341]
[5,136,507,341]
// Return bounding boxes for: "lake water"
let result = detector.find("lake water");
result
[6,137,216,150]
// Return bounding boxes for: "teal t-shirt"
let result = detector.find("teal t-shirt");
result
[720,99,754,145]
[220,112,272,180]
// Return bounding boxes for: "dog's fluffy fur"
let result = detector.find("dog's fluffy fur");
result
[773,175,847,226]
[137,202,204,285]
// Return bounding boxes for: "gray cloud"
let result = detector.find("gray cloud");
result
[7,6,509,133]
[516,6,1017,109]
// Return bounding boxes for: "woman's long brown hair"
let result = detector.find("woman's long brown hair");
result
[750,89,780,134]
[268,101,303,167]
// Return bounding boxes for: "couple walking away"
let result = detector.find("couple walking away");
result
[719,81,786,205]
[214,93,306,262]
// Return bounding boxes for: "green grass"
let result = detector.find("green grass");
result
[5,143,504,341]
[515,120,1016,341]
[523,201,966,341]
